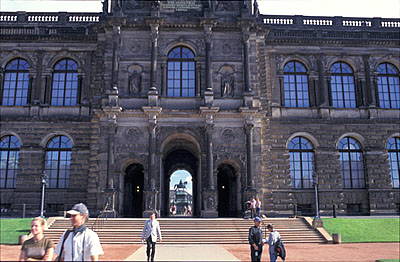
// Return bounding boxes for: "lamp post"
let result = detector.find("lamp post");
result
[313,176,320,218]
[40,171,48,217]
[312,171,323,228]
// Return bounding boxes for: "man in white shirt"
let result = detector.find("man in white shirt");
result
[54,203,104,261]
[141,212,162,262]
[266,224,281,262]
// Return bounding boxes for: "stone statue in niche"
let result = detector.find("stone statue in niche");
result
[128,71,142,95]
[216,1,235,11]
[221,74,234,97]
[124,0,141,9]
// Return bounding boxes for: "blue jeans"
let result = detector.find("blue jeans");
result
[269,246,277,262]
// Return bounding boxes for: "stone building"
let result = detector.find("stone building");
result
[0,0,399,218]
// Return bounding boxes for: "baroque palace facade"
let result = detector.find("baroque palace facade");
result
[0,0,399,218]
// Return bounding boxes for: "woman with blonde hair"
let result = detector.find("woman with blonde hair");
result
[19,217,54,261]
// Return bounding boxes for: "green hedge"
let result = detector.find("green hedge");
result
[322,218,400,243]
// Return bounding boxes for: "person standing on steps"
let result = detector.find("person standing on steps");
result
[54,203,104,261]
[248,216,264,262]
[141,212,162,262]
[255,197,262,217]
[250,197,256,218]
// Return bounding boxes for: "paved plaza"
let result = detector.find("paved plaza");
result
[1,242,399,261]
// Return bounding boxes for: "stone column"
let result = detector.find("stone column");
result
[242,28,252,93]
[363,55,377,107]
[42,73,51,105]
[309,72,319,107]
[316,55,330,107]
[142,107,162,217]
[33,50,44,104]
[245,121,255,189]
[150,23,159,89]
[0,68,3,103]
[203,22,215,92]
[206,121,215,190]
[111,25,121,89]
[200,107,219,217]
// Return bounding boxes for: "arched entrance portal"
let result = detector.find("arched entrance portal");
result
[169,170,193,217]
[123,163,144,217]
[217,164,238,217]
[162,149,198,217]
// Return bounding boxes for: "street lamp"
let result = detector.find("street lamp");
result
[312,171,323,228]
[40,171,48,217]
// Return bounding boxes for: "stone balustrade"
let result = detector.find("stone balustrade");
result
[261,15,400,29]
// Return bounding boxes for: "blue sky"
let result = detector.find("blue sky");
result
[1,0,399,18]
[170,169,192,194]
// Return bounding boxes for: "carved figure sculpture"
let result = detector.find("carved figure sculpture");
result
[129,71,142,94]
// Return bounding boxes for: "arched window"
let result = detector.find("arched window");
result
[387,137,400,188]
[2,59,30,106]
[288,137,314,189]
[338,137,365,188]
[45,135,72,188]
[51,59,79,106]
[167,46,196,97]
[377,63,400,109]
[330,62,357,108]
[0,135,21,188]
[283,61,310,107]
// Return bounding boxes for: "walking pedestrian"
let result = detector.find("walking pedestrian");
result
[255,198,262,217]
[248,217,264,262]
[19,217,54,261]
[141,212,162,262]
[266,224,281,262]
[54,203,104,261]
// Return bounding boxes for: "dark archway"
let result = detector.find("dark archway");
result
[217,164,238,217]
[123,163,144,217]
[163,149,198,217]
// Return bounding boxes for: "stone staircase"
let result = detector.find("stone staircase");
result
[45,218,326,244]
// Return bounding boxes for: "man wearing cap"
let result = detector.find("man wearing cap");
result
[248,216,264,262]
[54,203,104,261]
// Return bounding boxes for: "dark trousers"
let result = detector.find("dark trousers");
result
[146,236,156,261]
[250,245,263,262]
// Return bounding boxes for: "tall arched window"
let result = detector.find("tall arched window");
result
[387,137,400,188]
[283,61,310,107]
[51,59,79,106]
[0,135,21,188]
[330,62,357,108]
[2,59,30,106]
[338,137,365,188]
[167,46,196,97]
[377,63,400,109]
[288,137,314,189]
[45,135,72,188]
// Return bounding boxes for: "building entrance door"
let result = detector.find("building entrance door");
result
[123,163,144,217]
[162,149,198,217]
[217,164,238,217]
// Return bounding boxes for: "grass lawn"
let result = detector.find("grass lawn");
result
[376,260,400,262]
[0,218,32,244]
[322,218,400,243]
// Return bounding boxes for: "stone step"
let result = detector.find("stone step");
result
[47,217,326,244]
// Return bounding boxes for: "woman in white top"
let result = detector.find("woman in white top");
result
[255,198,262,217]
